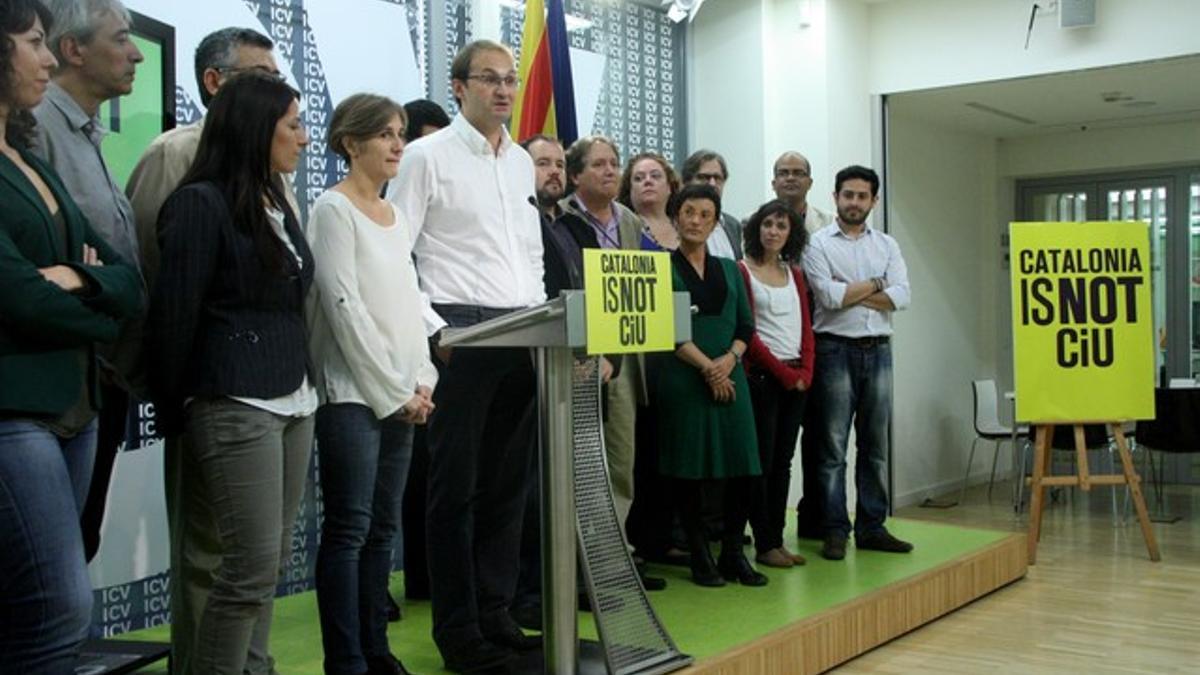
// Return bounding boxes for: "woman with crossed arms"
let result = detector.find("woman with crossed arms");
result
[0,3,142,669]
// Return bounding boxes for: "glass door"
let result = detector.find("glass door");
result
[1100,180,1170,377]
[1190,175,1200,376]
[1018,166,1197,380]
[1026,185,1093,222]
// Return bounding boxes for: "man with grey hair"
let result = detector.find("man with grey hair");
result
[31,0,144,577]
[772,150,833,234]
[123,25,285,675]
[682,148,744,259]
[558,135,669,589]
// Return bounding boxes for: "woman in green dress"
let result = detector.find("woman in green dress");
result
[655,183,766,588]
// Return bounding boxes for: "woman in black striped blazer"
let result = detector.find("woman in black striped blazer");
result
[146,71,314,674]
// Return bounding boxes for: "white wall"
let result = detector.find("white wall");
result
[689,0,875,220]
[888,114,1002,503]
[690,0,1200,216]
[867,0,1200,95]
[687,0,770,218]
[998,119,1200,178]
[687,0,1200,508]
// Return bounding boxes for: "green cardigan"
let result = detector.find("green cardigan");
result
[0,148,143,418]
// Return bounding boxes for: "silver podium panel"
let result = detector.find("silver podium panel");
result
[441,292,692,675]
[440,291,693,350]
[572,359,691,675]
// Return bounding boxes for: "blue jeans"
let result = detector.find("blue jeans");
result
[0,419,97,674]
[812,338,892,539]
[315,403,413,675]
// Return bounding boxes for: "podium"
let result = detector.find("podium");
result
[441,290,694,675]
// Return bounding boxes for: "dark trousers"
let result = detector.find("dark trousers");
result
[513,445,541,611]
[401,423,430,600]
[81,383,129,561]
[426,305,536,652]
[676,477,753,556]
[626,406,676,558]
[795,385,824,540]
[747,371,807,553]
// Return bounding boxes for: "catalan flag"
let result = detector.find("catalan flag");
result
[512,0,578,145]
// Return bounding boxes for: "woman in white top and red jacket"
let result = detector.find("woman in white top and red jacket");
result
[736,200,815,569]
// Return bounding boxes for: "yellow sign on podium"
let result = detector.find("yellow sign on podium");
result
[582,249,675,355]
[1009,221,1155,422]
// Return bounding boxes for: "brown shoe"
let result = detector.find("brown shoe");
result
[754,548,794,568]
[778,546,807,566]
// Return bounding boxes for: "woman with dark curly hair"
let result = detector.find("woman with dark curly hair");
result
[0,0,143,670]
[737,200,815,569]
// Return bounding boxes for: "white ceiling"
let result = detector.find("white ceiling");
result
[887,55,1200,138]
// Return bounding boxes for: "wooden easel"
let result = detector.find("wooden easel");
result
[1026,422,1160,564]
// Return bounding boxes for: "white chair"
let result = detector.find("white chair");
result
[960,379,1028,505]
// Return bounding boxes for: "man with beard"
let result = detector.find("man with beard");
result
[523,135,577,297]
[524,134,565,222]
[802,165,912,562]
[772,151,833,234]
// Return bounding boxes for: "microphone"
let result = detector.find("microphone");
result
[527,195,539,210]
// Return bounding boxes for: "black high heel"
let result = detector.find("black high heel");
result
[689,544,726,587]
[718,551,768,587]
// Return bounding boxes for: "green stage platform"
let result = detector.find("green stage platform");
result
[118,518,1025,673]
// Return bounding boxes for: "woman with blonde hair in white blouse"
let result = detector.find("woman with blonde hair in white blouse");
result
[307,93,436,675]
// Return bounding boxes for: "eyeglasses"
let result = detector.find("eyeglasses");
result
[774,168,810,179]
[217,65,284,81]
[467,73,521,89]
[694,172,725,183]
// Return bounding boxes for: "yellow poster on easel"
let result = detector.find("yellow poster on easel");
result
[1010,221,1156,422]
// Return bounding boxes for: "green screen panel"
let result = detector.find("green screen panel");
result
[100,33,164,189]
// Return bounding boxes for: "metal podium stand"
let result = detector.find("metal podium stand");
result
[441,291,694,675]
